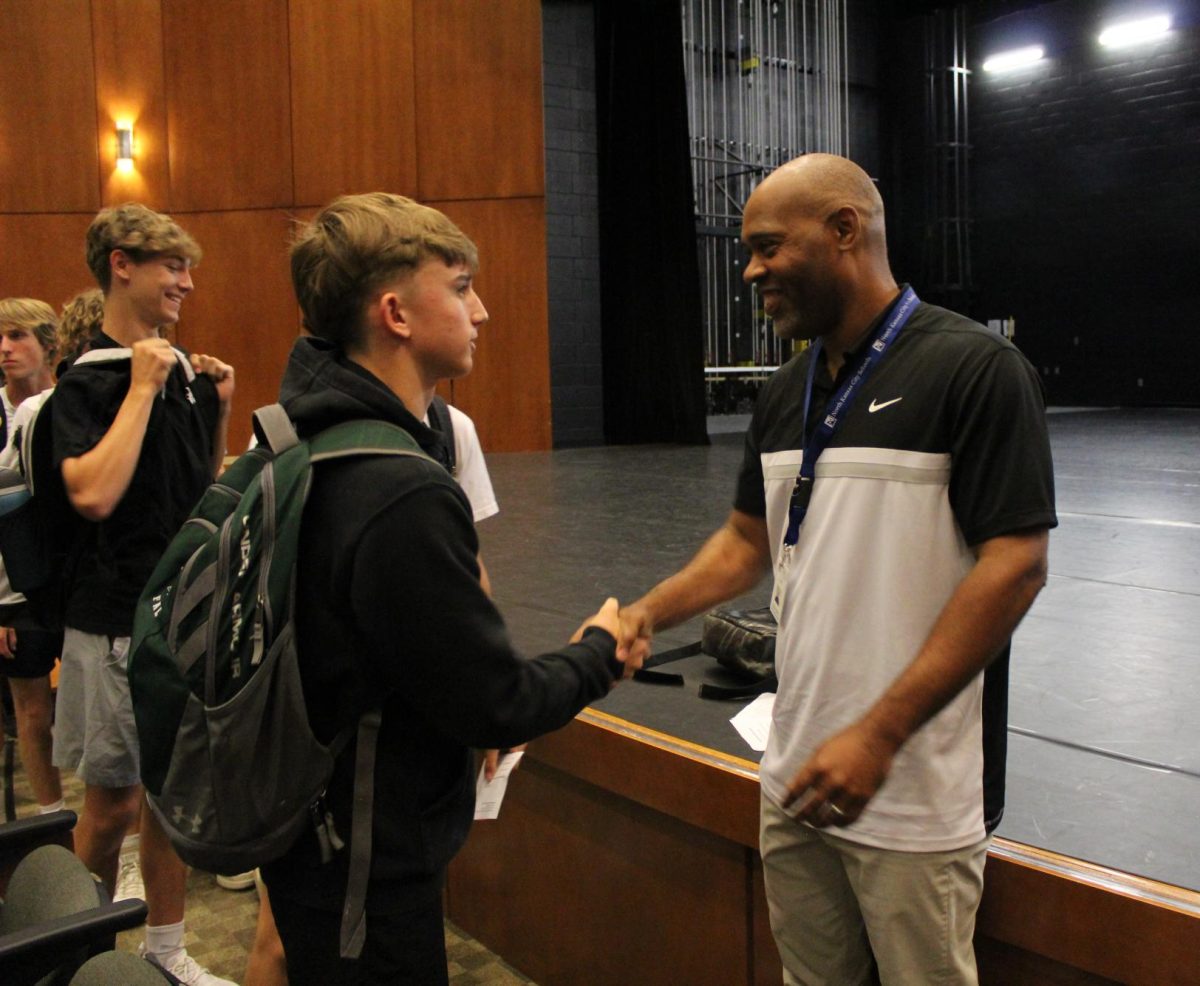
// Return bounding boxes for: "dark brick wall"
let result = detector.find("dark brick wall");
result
[543,0,604,447]
[970,0,1200,405]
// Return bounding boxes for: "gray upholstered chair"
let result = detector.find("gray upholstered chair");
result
[69,949,174,985]
[0,843,146,986]
[0,810,77,896]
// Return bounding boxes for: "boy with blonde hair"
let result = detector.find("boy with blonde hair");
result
[261,192,633,984]
[0,297,63,819]
[53,203,237,985]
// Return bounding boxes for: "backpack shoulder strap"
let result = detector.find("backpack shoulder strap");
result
[251,404,300,455]
[427,396,456,474]
[72,346,132,367]
[72,345,195,383]
[21,391,55,494]
[307,419,431,464]
[171,347,196,383]
[339,709,382,959]
[302,417,433,959]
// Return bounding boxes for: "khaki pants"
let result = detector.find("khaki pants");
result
[760,794,989,986]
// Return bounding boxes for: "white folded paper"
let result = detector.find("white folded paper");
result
[730,692,774,752]
[473,750,525,820]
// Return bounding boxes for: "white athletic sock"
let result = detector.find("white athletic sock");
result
[145,919,186,968]
[37,799,66,814]
[121,833,141,855]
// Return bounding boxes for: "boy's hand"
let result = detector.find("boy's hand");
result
[130,338,176,396]
[191,353,236,406]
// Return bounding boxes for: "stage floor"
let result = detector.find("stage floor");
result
[476,408,1200,894]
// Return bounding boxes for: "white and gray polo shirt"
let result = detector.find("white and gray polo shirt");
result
[738,300,1057,852]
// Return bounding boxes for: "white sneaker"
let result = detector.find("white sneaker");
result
[139,944,239,986]
[215,869,257,892]
[113,850,145,902]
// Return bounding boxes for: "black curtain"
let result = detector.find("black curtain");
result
[594,0,708,445]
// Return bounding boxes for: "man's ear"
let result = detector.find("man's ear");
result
[378,289,412,341]
[829,206,862,250]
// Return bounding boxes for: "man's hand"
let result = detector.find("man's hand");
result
[131,337,177,397]
[617,602,653,667]
[571,597,642,676]
[0,626,16,660]
[782,720,897,828]
[190,353,235,406]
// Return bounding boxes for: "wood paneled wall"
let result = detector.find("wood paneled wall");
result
[0,0,549,452]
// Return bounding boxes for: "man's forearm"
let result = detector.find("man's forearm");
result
[862,528,1050,753]
[632,509,771,634]
[782,527,1051,818]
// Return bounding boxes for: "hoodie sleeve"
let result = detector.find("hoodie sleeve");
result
[346,477,621,750]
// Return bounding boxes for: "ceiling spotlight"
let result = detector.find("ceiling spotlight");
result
[982,46,1045,73]
[1099,14,1172,48]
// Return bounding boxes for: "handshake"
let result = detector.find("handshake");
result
[572,597,656,678]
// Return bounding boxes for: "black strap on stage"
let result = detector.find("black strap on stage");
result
[699,671,778,701]
[339,709,381,959]
[632,640,701,684]
[632,640,778,699]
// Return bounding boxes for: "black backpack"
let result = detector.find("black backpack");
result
[0,389,68,622]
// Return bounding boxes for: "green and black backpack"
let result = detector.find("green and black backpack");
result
[129,404,432,959]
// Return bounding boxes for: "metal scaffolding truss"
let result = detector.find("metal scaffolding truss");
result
[682,0,850,402]
[922,5,973,309]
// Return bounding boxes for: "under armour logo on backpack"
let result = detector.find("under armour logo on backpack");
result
[170,803,203,834]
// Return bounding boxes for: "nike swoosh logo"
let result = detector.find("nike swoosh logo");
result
[868,397,903,413]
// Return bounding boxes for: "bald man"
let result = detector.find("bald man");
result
[619,154,1056,985]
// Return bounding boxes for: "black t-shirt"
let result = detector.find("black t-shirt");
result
[735,300,1057,546]
[52,335,219,635]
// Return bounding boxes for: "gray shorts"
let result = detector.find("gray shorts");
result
[52,628,141,789]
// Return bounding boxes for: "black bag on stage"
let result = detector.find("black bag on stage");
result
[702,606,777,681]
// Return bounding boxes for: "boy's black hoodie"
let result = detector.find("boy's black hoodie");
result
[262,337,621,913]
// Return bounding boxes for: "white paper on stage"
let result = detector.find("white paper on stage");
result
[731,692,774,752]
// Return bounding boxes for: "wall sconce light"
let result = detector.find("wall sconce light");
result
[1099,14,1172,49]
[116,122,134,172]
[982,45,1045,73]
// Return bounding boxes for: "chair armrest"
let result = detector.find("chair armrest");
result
[0,811,77,853]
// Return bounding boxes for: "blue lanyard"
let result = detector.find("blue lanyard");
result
[783,286,920,546]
